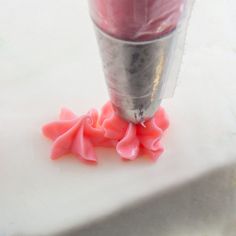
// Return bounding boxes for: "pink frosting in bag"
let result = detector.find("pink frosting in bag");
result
[42,102,169,163]
[89,0,184,41]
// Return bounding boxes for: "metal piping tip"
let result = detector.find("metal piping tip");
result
[95,27,177,123]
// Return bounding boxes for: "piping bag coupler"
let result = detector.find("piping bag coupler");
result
[89,0,189,124]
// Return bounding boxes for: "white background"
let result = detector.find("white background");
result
[0,0,236,235]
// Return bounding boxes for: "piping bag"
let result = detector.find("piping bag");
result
[89,0,193,123]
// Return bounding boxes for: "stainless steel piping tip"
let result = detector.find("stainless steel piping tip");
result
[95,27,177,123]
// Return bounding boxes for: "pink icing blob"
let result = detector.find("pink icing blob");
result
[42,102,169,163]
[89,0,184,41]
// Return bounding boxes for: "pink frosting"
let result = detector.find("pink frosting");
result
[42,102,169,163]
[89,0,184,41]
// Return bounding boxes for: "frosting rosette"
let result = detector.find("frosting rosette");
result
[100,102,169,161]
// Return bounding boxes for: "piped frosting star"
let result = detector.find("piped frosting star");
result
[42,101,169,163]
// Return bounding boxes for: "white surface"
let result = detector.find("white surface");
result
[0,0,236,235]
